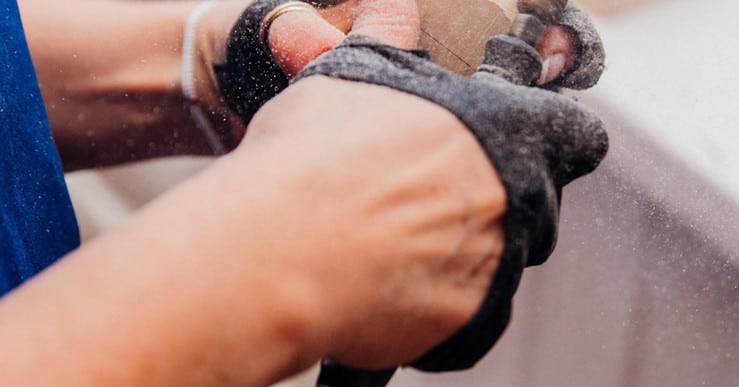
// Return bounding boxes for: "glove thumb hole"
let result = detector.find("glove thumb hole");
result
[349,0,420,49]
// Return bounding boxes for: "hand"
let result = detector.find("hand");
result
[188,0,608,371]
[286,6,608,373]
[232,0,501,368]
[185,0,495,369]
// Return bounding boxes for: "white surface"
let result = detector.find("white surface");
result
[593,0,739,204]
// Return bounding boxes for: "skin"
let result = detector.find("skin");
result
[0,76,506,385]
[20,0,217,170]
[6,0,582,385]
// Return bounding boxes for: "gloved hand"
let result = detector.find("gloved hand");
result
[295,30,607,374]
[213,0,607,374]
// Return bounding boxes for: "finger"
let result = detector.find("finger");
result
[349,0,420,49]
[268,10,345,78]
[535,25,576,85]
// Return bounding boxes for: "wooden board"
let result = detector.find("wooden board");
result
[418,0,517,74]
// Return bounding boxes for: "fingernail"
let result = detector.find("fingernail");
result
[537,53,567,85]
[537,58,550,85]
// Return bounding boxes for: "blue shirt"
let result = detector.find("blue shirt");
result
[0,0,80,296]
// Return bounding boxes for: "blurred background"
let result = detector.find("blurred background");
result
[64,0,739,386]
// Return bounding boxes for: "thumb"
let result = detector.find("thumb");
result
[269,0,420,77]
[535,25,576,85]
[268,8,345,78]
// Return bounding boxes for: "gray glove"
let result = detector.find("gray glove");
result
[296,32,608,371]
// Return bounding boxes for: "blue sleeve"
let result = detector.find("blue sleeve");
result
[0,0,80,296]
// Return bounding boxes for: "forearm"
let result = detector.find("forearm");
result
[0,73,508,385]
[0,150,332,386]
[19,0,222,170]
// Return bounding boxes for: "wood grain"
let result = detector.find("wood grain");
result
[418,0,517,74]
